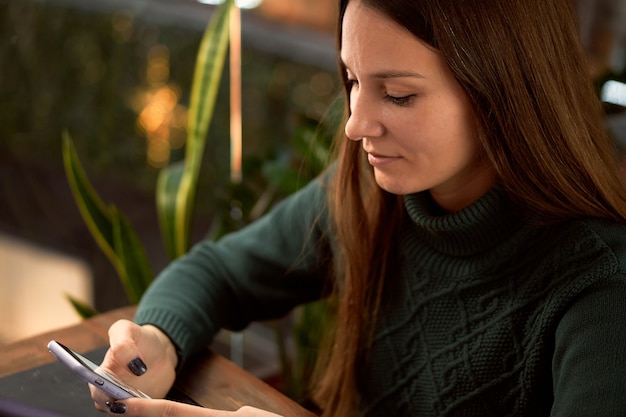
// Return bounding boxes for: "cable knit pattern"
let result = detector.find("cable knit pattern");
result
[357,187,626,416]
[135,179,626,417]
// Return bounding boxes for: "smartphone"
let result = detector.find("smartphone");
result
[47,340,151,400]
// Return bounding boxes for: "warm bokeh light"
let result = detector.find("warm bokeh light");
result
[256,0,337,32]
[231,6,243,183]
[111,10,134,43]
[133,44,188,168]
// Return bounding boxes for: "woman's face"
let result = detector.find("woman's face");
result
[341,0,496,212]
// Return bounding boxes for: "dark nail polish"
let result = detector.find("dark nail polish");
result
[127,357,147,376]
[106,402,127,414]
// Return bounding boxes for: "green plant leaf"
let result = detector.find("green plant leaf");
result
[262,162,304,195]
[156,161,184,260]
[293,128,332,173]
[62,131,117,264]
[62,132,153,304]
[156,0,234,259]
[111,206,154,303]
[65,294,99,319]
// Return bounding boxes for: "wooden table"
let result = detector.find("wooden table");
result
[0,306,316,416]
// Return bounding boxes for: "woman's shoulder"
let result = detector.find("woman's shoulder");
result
[528,218,626,326]
[558,217,626,279]
[577,217,626,256]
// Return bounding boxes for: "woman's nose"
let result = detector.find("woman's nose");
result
[344,93,384,141]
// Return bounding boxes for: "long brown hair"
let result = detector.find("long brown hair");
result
[313,0,626,415]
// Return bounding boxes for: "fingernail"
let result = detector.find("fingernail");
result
[106,401,127,414]
[127,357,147,376]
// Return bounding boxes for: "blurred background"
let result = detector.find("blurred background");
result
[0,0,624,380]
[0,0,340,345]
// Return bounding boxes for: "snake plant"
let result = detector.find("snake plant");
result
[62,0,234,316]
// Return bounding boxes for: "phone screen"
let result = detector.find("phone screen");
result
[48,340,150,399]
[56,342,103,372]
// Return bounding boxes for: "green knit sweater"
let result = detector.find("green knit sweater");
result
[135,178,626,417]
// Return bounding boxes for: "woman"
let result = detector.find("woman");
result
[92,0,626,416]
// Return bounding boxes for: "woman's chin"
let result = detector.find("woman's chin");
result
[373,173,422,196]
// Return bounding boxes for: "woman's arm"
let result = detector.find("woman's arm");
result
[91,175,334,412]
[137,174,333,366]
[551,282,626,416]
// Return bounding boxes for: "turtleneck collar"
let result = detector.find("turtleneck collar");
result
[403,185,525,257]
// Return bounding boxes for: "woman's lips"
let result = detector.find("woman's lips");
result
[367,152,401,167]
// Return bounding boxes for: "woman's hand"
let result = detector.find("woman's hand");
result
[91,319,179,410]
[105,399,283,417]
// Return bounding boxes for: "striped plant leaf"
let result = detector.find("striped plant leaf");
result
[156,160,184,260]
[62,132,153,305]
[110,205,154,303]
[157,0,234,260]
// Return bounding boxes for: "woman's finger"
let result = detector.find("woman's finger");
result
[89,382,116,411]
[104,320,146,377]
[105,399,284,417]
[234,406,284,416]
[106,398,231,417]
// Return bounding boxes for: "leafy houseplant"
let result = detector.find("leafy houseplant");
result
[62,0,234,315]
[62,0,340,404]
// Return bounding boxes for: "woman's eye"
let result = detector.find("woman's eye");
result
[345,78,358,90]
[384,94,416,106]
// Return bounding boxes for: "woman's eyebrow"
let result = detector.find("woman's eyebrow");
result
[371,70,426,79]
[342,61,425,79]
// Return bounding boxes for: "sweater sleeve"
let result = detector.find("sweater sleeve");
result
[134,175,333,363]
[551,281,626,416]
